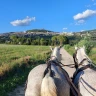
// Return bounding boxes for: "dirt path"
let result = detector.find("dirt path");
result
[8,48,75,96]
[60,48,76,77]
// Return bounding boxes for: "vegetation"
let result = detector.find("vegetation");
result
[67,35,82,46]
[0,44,51,96]
[5,35,68,46]
[26,29,53,33]
[64,37,96,64]
[51,35,69,46]
[64,45,75,55]
[89,47,96,64]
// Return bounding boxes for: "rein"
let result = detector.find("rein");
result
[50,56,75,68]
[78,58,88,67]
[73,50,92,69]
[44,57,82,96]
[72,49,96,96]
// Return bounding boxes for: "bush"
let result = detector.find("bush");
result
[77,38,94,54]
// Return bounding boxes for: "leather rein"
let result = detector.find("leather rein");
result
[72,49,96,96]
[44,57,82,96]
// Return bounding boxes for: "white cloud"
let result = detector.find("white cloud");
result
[10,16,35,26]
[75,20,85,25]
[85,5,91,7]
[73,9,96,20]
[81,30,85,32]
[63,28,68,30]
[78,20,85,23]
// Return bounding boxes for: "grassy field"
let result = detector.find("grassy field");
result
[0,44,51,96]
[89,47,96,64]
[64,45,96,64]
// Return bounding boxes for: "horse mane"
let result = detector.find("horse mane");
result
[51,47,61,62]
[41,73,57,96]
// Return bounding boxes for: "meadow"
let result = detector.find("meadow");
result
[0,44,51,96]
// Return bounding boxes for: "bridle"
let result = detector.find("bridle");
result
[73,48,96,96]
[73,48,90,69]
[44,56,82,96]
[73,49,94,69]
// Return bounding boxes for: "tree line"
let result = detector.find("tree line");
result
[5,35,69,46]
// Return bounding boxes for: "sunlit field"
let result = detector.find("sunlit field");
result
[0,44,51,96]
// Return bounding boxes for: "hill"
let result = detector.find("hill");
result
[26,29,53,33]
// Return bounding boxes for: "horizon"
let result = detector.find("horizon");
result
[1,28,96,34]
[0,0,96,33]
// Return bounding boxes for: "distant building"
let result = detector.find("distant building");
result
[62,32,74,36]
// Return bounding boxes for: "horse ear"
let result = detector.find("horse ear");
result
[58,45,62,50]
[59,45,62,48]
[75,46,78,50]
[49,46,53,51]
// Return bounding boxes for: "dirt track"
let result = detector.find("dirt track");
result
[8,48,75,96]
[60,48,75,77]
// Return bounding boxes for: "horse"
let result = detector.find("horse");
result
[73,46,96,96]
[25,46,70,96]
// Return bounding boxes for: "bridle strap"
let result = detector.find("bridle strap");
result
[45,60,82,96]
[78,58,88,67]
[50,56,75,68]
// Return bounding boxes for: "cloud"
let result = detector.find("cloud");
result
[81,30,85,32]
[63,28,68,30]
[73,9,96,20]
[10,16,35,26]
[78,20,85,23]
[85,5,91,7]
[75,20,85,25]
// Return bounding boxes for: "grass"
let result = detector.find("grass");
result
[64,44,75,55]
[0,44,51,96]
[0,44,50,65]
[89,47,96,64]
[64,44,96,65]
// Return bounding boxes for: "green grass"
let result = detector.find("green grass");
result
[89,47,96,64]
[64,44,96,65]
[64,44,75,55]
[0,44,51,96]
[0,44,50,65]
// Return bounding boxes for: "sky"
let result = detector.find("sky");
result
[0,0,96,33]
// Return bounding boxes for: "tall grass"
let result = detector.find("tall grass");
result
[0,44,51,96]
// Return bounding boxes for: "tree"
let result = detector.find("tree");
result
[57,35,68,45]
[26,38,31,45]
[51,36,58,45]
[10,35,18,44]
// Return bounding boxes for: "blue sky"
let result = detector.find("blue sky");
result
[0,0,96,33]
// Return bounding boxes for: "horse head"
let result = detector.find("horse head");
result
[73,46,92,69]
[50,46,62,62]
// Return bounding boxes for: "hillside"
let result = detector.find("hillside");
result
[26,29,54,33]
[74,29,96,35]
